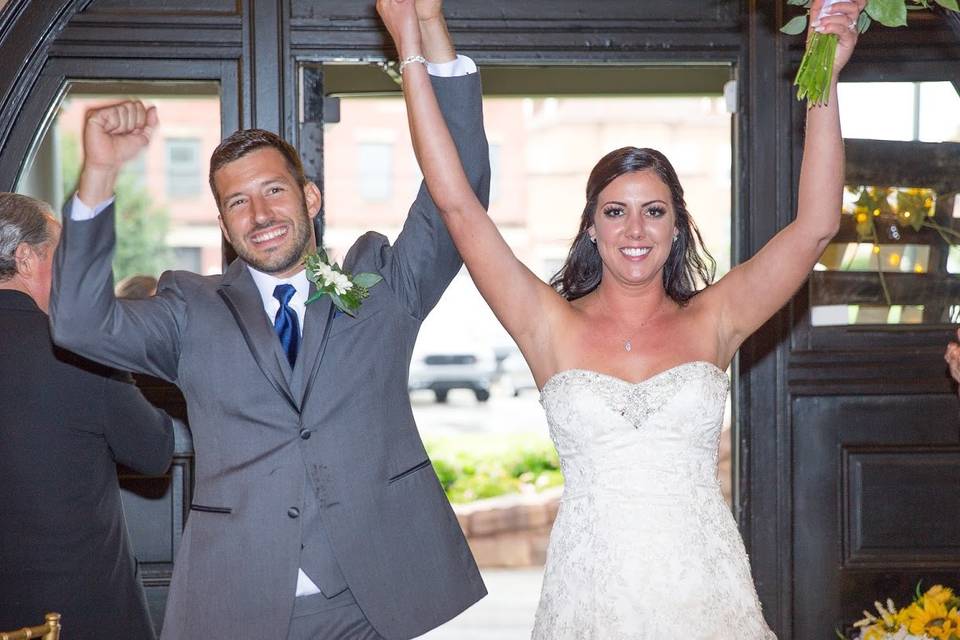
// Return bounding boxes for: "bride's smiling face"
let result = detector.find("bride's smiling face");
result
[588,170,677,288]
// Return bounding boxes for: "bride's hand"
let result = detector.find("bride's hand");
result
[414,0,442,23]
[376,0,423,59]
[809,0,867,77]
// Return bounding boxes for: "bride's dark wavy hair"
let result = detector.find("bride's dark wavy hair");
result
[550,147,716,304]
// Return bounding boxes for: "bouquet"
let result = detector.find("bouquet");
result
[782,0,960,106]
[842,584,960,639]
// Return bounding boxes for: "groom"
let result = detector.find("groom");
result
[49,1,489,638]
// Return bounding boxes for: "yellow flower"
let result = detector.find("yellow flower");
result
[927,586,955,606]
[862,626,888,640]
[904,596,949,635]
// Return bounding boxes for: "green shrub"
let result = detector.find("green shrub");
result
[425,434,564,504]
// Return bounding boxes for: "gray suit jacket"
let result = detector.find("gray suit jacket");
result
[50,72,489,640]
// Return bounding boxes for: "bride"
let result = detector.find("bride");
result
[378,0,864,636]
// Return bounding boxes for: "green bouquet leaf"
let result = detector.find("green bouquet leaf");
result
[784,0,960,106]
[781,15,810,34]
[866,0,908,25]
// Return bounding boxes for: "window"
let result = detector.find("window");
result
[838,81,960,143]
[810,82,960,326]
[358,142,393,201]
[165,138,203,198]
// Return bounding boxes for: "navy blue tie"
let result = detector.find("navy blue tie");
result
[273,284,299,368]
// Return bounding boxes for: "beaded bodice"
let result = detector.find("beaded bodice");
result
[540,361,728,501]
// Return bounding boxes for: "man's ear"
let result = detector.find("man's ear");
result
[14,242,35,277]
[218,215,232,244]
[303,182,322,221]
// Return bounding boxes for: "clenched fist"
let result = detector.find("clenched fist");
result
[78,100,158,206]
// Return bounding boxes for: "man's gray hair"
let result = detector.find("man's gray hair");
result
[0,193,55,282]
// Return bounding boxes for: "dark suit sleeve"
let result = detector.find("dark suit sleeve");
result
[96,371,174,476]
[50,202,185,383]
[376,72,490,320]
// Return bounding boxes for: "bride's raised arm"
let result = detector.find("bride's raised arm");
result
[377,0,568,379]
[706,0,865,364]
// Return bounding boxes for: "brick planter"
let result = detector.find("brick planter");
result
[453,488,563,567]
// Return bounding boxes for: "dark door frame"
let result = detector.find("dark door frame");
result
[2,2,959,636]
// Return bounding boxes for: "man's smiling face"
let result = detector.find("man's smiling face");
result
[215,147,320,278]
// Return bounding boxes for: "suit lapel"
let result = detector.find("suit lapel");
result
[292,282,336,409]
[217,260,299,413]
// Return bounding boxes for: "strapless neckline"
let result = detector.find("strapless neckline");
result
[540,360,726,399]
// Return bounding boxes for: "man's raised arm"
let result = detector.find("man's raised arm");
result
[50,101,183,382]
[366,0,489,320]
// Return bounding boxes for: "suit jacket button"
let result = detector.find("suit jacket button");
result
[287,507,300,519]
[299,429,312,440]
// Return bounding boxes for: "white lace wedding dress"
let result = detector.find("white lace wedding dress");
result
[532,361,776,639]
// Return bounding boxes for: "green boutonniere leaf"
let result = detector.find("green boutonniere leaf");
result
[353,272,383,288]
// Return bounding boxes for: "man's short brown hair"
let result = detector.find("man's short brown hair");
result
[208,129,307,211]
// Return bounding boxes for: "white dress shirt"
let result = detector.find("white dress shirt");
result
[244,267,319,597]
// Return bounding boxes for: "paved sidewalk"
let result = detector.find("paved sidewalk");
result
[416,568,544,640]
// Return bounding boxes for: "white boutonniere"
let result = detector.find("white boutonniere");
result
[304,249,382,317]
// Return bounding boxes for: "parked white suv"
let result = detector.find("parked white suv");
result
[408,342,497,403]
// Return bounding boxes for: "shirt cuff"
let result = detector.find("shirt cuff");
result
[71,193,115,221]
[426,54,477,78]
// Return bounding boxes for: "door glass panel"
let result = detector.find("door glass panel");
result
[16,81,223,280]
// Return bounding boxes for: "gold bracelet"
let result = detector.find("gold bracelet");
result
[399,54,427,75]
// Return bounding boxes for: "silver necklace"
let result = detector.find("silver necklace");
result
[611,298,668,353]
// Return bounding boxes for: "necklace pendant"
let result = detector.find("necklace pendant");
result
[624,339,632,352]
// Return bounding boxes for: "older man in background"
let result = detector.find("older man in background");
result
[0,192,173,639]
